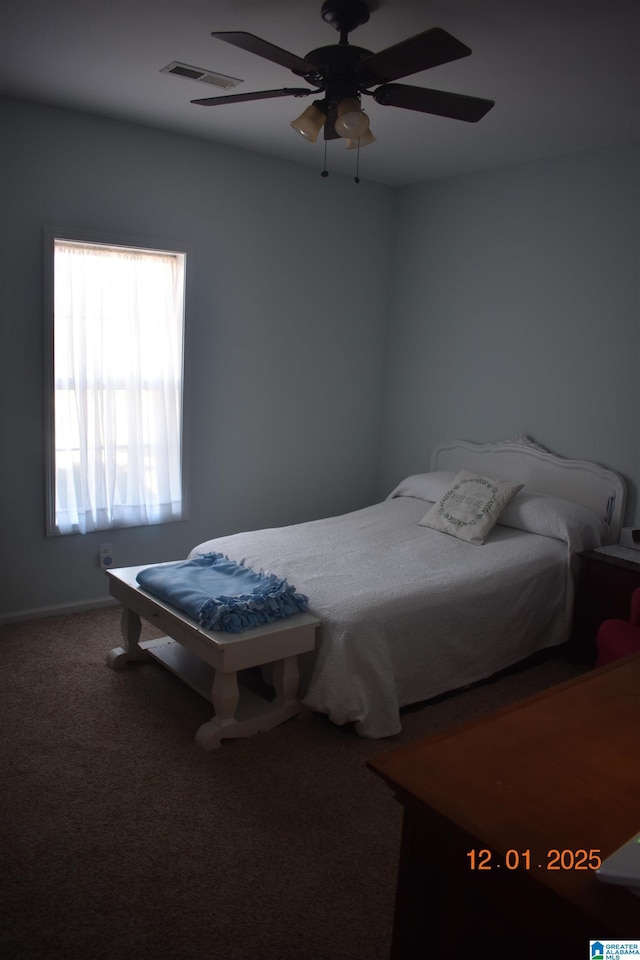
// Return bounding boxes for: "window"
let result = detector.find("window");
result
[45,232,187,535]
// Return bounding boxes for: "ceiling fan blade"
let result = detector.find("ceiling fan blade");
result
[373,83,495,122]
[192,88,311,106]
[210,31,317,77]
[357,27,471,85]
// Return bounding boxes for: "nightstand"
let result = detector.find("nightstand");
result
[571,549,640,661]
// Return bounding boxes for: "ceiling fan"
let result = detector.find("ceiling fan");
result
[191,0,495,149]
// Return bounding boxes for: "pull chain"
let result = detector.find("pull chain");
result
[319,139,362,183]
[320,139,329,178]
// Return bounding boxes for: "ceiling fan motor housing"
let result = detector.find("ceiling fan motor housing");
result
[301,44,373,103]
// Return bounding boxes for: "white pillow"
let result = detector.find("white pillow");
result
[386,471,458,503]
[497,492,607,550]
[419,469,524,544]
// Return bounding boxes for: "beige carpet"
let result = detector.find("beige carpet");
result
[0,608,587,960]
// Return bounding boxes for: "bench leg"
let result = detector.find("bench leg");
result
[106,606,152,670]
[272,655,299,707]
[194,658,306,750]
[194,670,240,750]
[211,670,240,725]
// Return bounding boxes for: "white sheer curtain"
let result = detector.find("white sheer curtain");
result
[53,240,185,534]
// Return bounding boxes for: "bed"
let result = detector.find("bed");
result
[184,438,626,739]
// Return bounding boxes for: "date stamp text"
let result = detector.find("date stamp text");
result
[466,848,602,871]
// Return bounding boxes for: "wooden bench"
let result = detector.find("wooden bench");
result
[106,564,320,749]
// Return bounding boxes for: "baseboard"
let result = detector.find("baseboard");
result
[0,596,118,626]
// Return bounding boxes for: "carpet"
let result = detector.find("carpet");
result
[0,608,587,960]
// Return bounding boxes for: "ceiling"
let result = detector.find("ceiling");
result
[1,0,639,186]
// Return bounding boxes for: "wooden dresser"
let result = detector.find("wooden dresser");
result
[368,655,640,960]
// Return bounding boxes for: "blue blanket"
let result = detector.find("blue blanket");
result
[136,553,309,633]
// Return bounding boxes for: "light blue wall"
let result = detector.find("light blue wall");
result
[1,96,638,620]
[380,145,640,520]
[0,97,393,617]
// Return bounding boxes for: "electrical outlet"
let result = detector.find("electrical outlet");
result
[99,543,114,569]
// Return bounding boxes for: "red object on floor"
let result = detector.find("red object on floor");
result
[595,587,640,666]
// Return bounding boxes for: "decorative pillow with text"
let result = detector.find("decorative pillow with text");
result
[419,469,523,544]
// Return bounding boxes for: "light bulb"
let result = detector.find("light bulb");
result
[334,97,370,139]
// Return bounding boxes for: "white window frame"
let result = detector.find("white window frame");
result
[44,227,190,536]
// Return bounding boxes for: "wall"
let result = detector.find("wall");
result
[1,96,638,620]
[380,144,640,521]
[0,97,393,618]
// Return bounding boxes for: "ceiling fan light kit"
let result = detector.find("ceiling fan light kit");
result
[192,0,494,177]
[290,101,328,142]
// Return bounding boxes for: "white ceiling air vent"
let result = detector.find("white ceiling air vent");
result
[161,61,243,89]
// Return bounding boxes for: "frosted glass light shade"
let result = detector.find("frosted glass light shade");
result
[345,127,376,149]
[290,103,327,142]
[334,97,370,138]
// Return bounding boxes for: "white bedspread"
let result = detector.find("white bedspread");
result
[188,490,600,739]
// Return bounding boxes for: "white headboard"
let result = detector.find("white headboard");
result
[430,440,627,545]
